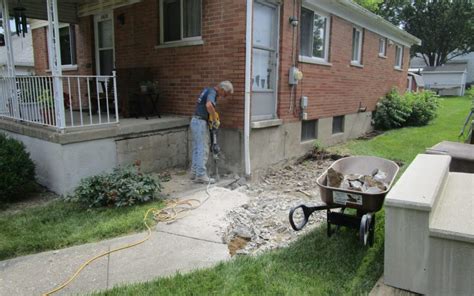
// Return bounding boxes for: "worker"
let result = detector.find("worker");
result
[190,81,234,183]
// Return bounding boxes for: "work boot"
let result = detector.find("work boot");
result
[194,175,216,184]
[189,172,196,180]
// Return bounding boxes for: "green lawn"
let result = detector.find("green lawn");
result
[93,96,470,296]
[0,199,163,260]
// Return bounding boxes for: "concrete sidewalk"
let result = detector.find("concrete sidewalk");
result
[0,186,249,296]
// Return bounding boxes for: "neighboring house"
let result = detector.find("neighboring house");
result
[423,62,468,96]
[407,72,424,92]
[410,52,474,86]
[0,0,420,194]
[0,31,34,76]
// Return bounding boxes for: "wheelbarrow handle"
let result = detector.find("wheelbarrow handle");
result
[289,204,340,231]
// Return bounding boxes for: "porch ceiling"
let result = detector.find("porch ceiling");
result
[6,0,83,23]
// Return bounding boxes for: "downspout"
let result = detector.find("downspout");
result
[244,0,253,177]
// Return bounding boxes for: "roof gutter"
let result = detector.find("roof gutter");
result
[336,0,421,46]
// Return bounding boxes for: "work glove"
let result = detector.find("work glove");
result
[209,112,220,129]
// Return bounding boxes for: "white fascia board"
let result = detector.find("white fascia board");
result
[304,0,421,47]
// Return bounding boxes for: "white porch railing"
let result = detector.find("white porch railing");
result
[0,72,119,129]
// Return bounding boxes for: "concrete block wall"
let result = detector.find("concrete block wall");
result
[116,128,189,173]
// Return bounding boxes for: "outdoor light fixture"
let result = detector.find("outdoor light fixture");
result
[289,16,298,27]
[117,14,125,25]
[13,0,27,37]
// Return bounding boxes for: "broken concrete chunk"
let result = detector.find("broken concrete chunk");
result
[327,168,344,187]
[326,168,388,193]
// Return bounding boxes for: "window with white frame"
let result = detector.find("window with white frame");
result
[48,25,76,66]
[351,27,363,64]
[378,38,386,56]
[300,7,330,62]
[160,0,202,43]
[395,44,403,69]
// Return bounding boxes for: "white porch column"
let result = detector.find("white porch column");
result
[1,0,20,118]
[46,0,66,129]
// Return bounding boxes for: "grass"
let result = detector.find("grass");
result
[0,199,163,260]
[93,96,471,295]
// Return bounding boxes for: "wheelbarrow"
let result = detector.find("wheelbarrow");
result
[289,156,399,246]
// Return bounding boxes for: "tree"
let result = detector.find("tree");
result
[355,0,474,67]
[402,0,474,66]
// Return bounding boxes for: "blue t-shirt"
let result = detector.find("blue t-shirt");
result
[194,87,217,118]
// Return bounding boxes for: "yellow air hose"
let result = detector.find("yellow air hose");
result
[42,184,213,296]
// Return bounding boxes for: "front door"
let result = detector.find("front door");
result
[94,12,115,76]
[251,1,279,121]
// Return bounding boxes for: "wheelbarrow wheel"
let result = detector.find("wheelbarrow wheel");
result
[359,213,373,246]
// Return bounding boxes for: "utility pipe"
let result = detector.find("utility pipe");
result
[244,0,253,177]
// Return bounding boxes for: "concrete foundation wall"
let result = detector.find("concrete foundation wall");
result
[249,111,372,171]
[4,131,117,195]
[2,121,189,195]
[117,128,189,173]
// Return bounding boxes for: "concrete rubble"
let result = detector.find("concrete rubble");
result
[222,159,334,255]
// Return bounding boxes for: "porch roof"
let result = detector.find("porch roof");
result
[4,0,142,24]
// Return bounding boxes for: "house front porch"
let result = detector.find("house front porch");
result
[0,115,191,194]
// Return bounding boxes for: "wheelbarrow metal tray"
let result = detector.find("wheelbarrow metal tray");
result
[316,156,399,212]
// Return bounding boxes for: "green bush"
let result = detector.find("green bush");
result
[405,90,439,126]
[0,133,36,203]
[374,89,439,130]
[69,165,161,208]
[373,89,412,130]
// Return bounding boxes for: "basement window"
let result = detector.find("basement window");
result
[301,120,318,142]
[332,116,344,134]
[159,0,202,44]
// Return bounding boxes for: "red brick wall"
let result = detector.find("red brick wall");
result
[31,0,411,129]
[32,17,95,109]
[278,2,410,123]
[113,0,247,128]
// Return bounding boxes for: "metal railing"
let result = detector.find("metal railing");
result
[0,72,119,129]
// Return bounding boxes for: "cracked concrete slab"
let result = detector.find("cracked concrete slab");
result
[0,186,250,295]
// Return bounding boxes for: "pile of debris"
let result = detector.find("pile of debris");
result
[222,159,334,256]
[327,168,389,194]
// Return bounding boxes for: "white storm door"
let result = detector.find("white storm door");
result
[251,1,279,121]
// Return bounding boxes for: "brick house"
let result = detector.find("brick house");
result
[0,0,419,194]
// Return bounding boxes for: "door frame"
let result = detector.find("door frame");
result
[251,0,280,121]
[93,11,115,76]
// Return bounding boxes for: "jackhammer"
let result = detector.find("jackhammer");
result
[209,112,221,181]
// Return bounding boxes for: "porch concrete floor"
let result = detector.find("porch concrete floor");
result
[0,183,248,296]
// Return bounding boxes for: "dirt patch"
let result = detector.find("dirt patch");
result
[228,236,251,256]
[0,186,58,215]
[357,130,384,140]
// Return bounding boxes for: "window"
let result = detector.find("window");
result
[351,27,363,64]
[301,120,318,141]
[48,25,76,66]
[300,7,330,62]
[332,116,344,134]
[160,0,202,43]
[379,38,386,57]
[395,45,403,69]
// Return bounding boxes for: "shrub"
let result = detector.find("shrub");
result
[374,89,440,130]
[373,89,412,130]
[69,164,161,208]
[405,90,439,126]
[0,133,35,203]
